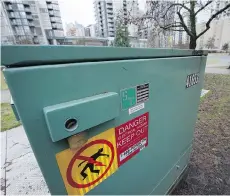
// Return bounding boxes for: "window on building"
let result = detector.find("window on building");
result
[12,4,18,10]
[7,4,13,9]
[53,30,64,37]
[16,19,22,25]
[14,12,20,18]
[30,27,35,34]
[20,12,26,18]
[50,17,55,22]
[35,27,42,35]
[17,4,24,11]
[45,30,53,37]
[52,1,58,5]
[30,5,37,12]
[53,10,60,17]
[28,1,35,5]
[39,8,48,13]
[15,26,25,35]
[53,4,59,10]
[33,20,40,26]
[55,17,62,23]
[24,26,31,35]
[22,19,28,25]
[57,23,62,29]
[32,15,39,19]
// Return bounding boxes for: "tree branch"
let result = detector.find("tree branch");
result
[197,3,230,39]
[177,11,193,37]
[164,29,185,32]
[195,1,213,15]
[160,24,183,30]
[162,3,191,18]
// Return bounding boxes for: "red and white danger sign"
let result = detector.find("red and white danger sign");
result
[115,112,149,166]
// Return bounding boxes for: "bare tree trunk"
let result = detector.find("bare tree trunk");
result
[189,1,197,49]
[189,36,197,49]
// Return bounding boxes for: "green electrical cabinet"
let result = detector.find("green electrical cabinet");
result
[2,46,207,195]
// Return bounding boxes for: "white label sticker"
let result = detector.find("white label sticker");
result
[200,89,210,98]
[128,103,145,115]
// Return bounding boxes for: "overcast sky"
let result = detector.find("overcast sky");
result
[58,0,145,29]
[58,0,210,31]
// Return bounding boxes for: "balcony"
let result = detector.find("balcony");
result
[8,13,15,18]
[33,38,39,44]
[24,7,31,13]
[23,2,30,6]
[107,10,113,14]
[11,20,17,25]
[55,18,62,23]
[47,4,53,10]
[6,5,13,10]
[28,22,35,26]
[49,10,54,16]
[50,17,55,22]
[32,32,38,37]
[52,24,57,29]
[4,1,12,4]
[26,15,33,20]
[106,3,112,8]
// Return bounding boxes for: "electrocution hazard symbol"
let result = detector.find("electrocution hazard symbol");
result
[56,128,118,195]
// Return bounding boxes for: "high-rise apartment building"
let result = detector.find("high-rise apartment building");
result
[85,24,97,37]
[94,0,114,37]
[1,0,64,45]
[197,18,230,50]
[66,22,85,37]
[94,0,139,38]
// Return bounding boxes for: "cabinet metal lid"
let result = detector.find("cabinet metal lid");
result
[1,45,207,68]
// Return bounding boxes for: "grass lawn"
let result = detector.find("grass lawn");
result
[1,103,21,132]
[1,71,8,90]
[173,73,230,195]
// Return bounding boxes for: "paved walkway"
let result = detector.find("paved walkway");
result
[1,90,11,103]
[0,126,49,195]
[205,67,230,74]
[206,54,230,74]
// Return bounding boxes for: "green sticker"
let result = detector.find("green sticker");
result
[121,87,137,110]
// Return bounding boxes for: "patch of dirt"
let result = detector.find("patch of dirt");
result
[173,74,230,195]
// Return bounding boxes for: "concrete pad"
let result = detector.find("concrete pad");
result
[0,131,7,195]
[1,90,11,103]
[205,67,230,75]
[3,126,49,195]
[6,126,31,162]
[1,131,7,168]
[6,150,49,195]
